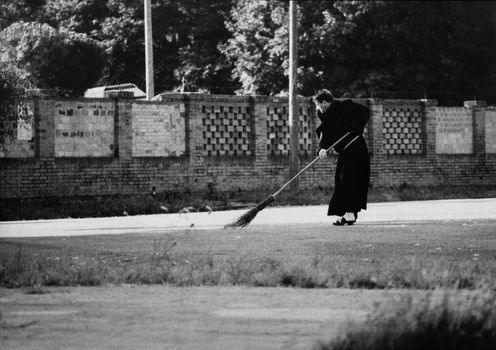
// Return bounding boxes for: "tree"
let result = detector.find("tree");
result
[175,0,239,94]
[0,63,33,102]
[220,0,370,96]
[325,1,496,102]
[0,21,105,96]
[0,0,47,30]
[1,0,495,102]
[39,0,238,94]
[0,61,35,156]
[221,0,288,95]
[41,0,146,90]
[221,0,496,102]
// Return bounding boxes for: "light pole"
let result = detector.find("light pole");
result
[289,0,299,189]
[144,0,154,100]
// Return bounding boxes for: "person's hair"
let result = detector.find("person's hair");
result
[312,89,334,103]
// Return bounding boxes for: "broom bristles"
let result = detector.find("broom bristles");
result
[225,195,275,228]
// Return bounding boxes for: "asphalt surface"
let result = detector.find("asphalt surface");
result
[1,198,496,238]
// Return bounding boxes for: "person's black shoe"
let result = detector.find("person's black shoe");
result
[333,217,355,226]
[333,217,346,226]
[333,213,357,226]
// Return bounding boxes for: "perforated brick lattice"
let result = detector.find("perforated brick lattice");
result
[202,105,252,156]
[382,106,423,154]
[267,105,313,156]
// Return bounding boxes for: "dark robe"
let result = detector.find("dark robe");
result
[316,100,370,216]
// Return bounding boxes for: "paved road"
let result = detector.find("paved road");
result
[1,198,496,238]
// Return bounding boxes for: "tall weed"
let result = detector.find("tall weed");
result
[316,287,496,350]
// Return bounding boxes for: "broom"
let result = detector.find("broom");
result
[226,132,352,229]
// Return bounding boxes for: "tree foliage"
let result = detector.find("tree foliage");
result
[221,0,288,95]
[0,62,33,102]
[326,1,496,102]
[222,0,496,101]
[0,0,46,29]
[41,0,146,90]
[175,0,239,94]
[0,0,494,103]
[0,21,104,96]
[25,0,238,94]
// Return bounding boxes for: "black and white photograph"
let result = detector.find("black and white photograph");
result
[1,1,496,349]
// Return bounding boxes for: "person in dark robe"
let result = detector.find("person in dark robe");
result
[312,89,370,226]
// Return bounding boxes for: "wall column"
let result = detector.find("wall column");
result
[471,103,487,159]
[115,97,133,162]
[37,100,55,158]
[421,99,438,159]
[368,99,384,185]
[252,96,268,166]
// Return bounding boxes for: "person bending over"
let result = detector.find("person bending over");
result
[312,89,370,226]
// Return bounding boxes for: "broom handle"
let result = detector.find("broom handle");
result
[271,131,352,198]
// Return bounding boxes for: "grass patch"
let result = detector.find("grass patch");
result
[316,287,496,350]
[0,252,490,290]
[1,222,496,290]
[1,184,496,221]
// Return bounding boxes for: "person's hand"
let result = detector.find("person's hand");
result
[318,148,328,159]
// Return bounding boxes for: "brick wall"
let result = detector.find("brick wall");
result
[131,102,186,157]
[435,107,473,154]
[486,109,496,154]
[0,94,495,199]
[54,100,115,157]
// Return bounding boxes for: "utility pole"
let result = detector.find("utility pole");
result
[144,0,154,100]
[289,0,299,189]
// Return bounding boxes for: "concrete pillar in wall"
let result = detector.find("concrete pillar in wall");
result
[184,94,204,168]
[37,99,55,158]
[33,98,41,158]
[421,99,438,159]
[367,99,390,187]
[368,99,384,157]
[252,96,269,166]
[364,99,378,155]
[466,101,490,183]
[367,99,384,185]
[114,96,133,161]
[470,102,487,160]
